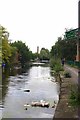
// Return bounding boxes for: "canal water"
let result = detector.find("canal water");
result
[1,64,60,119]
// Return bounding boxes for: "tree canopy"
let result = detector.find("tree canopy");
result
[39,48,50,60]
[50,33,77,61]
[1,25,34,68]
[11,41,32,66]
[1,25,12,64]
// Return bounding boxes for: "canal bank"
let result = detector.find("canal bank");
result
[53,65,78,119]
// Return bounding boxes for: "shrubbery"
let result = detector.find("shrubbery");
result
[69,85,80,106]
[50,58,64,80]
[64,71,71,78]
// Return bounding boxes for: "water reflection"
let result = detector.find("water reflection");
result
[2,66,30,102]
[2,69,10,103]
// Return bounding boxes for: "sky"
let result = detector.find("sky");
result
[0,0,78,53]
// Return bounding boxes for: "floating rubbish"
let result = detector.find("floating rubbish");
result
[31,100,50,108]
[24,89,30,92]
[42,102,50,108]
[24,104,27,107]
[24,100,57,109]
[40,100,45,103]
[31,102,41,107]
[52,104,55,108]
[24,104,30,107]
[0,105,4,109]
[24,107,27,110]
[51,100,57,108]
[24,103,31,110]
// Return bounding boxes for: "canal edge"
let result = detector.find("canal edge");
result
[53,72,78,119]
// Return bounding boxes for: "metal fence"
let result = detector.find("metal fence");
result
[66,60,80,68]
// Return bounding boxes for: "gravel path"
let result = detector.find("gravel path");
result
[64,64,78,84]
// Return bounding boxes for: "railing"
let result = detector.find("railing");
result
[66,60,80,68]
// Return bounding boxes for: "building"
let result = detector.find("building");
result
[37,46,39,54]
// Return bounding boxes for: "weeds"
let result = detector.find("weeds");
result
[69,85,80,107]
[64,71,71,78]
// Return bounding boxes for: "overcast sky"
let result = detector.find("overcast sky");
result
[0,0,78,53]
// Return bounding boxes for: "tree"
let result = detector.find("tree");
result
[39,48,50,60]
[0,25,19,68]
[1,25,12,65]
[10,46,19,65]
[11,41,31,66]
[50,34,77,61]
[0,25,2,65]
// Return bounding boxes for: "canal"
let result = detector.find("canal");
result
[1,64,60,119]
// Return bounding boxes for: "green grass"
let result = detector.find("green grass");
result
[69,85,80,107]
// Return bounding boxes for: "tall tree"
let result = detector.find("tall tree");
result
[11,41,31,66]
[1,25,12,65]
[50,34,77,61]
[39,48,50,60]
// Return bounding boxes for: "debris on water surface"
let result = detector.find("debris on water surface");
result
[24,104,30,107]
[0,105,4,109]
[24,103,30,110]
[24,89,30,92]
[31,100,50,108]
[24,107,27,110]
[51,100,57,108]
[24,100,57,109]
[52,104,55,108]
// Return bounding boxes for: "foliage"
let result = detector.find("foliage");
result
[1,25,35,70]
[9,46,19,66]
[50,58,63,70]
[64,71,71,78]
[11,41,31,66]
[50,33,77,61]
[31,52,38,60]
[69,85,80,106]
[50,58,64,80]
[53,63,63,73]
[2,38,12,64]
[39,48,50,60]
[0,26,2,66]
[1,25,33,69]
[1,25,12,65]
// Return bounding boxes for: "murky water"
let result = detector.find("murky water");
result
[1,64,59,119]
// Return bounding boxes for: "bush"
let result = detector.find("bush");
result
[64,71,71,78]
[69,85,80,106]
[50,58,58,69]
[50,58,64,81]
[50,58,63,72]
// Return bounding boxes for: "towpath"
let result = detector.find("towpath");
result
[64,64,78,84]
[53,64,78,119]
